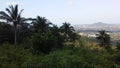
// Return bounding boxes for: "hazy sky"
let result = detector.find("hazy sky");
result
[0,0,120,25]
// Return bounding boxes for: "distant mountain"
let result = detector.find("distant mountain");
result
[92,22,109,26]
[74,22,120,32]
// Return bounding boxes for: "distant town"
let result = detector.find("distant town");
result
[74,22,120,41]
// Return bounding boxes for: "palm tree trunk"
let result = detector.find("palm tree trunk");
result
[14,25,17,45]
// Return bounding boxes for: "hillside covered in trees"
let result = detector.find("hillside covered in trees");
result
[0,5,120,68]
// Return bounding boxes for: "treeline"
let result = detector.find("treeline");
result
[0,5,77,54]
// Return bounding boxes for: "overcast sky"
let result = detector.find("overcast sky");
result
[0,0,120,25]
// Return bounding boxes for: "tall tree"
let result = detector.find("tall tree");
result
[50,24,64,48]
[96,30,111,48]
[50,25,60,36]
[31,16,52,33]
[0,5,24,45]
[60,22,75,42]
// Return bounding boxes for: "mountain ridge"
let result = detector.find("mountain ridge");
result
[74,22,120,32]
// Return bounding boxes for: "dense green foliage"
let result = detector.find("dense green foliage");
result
[0,22,14,44]
[31,33,61,54]
[0,43,120,68]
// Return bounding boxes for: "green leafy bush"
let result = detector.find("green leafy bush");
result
[31,33,58,54]
[0,43,30,68]
[0,43,120,68]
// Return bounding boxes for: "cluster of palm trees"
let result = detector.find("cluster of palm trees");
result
[0,5,76,45]
[0,5,112,51]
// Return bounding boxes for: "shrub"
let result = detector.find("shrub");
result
[31,33,58,54]
[0,43,33,68]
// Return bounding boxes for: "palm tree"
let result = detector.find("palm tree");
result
[0,5,24,45]
[31,16,52,33]
[96,30,111,48]
[50,25,60,36]
[60,22,75,42]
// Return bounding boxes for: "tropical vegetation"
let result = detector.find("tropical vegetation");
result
[0,5,120,68]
